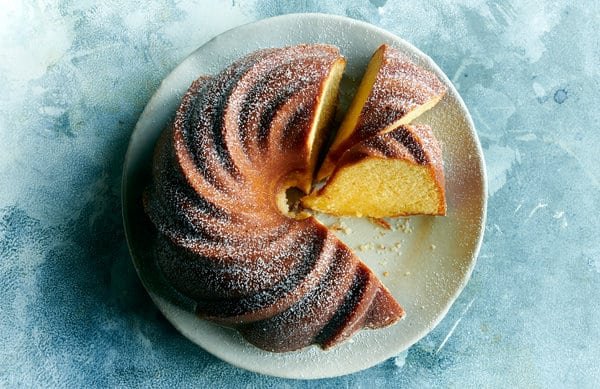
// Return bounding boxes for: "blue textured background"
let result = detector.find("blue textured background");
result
[1,1,599,387]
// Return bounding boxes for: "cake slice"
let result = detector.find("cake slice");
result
[282,56,346,195]
[317,44,446,181]
[303,124,446,218]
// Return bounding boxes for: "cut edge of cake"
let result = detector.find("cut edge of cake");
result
[302,124,446,218]
[316,44,447,182]
[277,56,347,216]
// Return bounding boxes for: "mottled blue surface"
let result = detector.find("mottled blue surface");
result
[1,1,599,387]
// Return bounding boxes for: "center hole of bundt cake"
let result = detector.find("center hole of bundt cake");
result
[276,186,308,218]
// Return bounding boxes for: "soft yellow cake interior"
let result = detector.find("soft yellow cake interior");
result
[303,157,445,218]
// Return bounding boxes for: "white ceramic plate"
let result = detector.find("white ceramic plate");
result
[122,13,486,379]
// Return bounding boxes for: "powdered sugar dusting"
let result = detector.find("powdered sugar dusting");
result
[328,44,447,164]
[143,44,403,352]
[355,45,446,142]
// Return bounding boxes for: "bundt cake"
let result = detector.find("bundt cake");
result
[317,44,447,181]
[143,44,405,352]
[302,124,446,217]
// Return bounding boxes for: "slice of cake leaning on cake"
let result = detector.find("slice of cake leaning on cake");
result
[303,44,447,218]
[303,123,446,217]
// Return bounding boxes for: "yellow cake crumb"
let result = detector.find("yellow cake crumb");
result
[369,217,392,230]
[357,242,375,251]
[396,219,413,233]
[329,221,352,235]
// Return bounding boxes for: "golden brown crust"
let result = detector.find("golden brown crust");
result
[321,44,446,179]
[143,45,404,352]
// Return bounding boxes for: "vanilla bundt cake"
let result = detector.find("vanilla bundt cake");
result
[302,124,446,217]
[143,44,405,352]
[318,44,447,181]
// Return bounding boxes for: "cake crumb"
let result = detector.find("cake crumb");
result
[358,242,375,251]
[404,271,411,276]
[293,210,311,219]
[383,271,389,277]
[329,221,352,235]
[370,218,391,230]
[391,242,402,252]
[396,219,413,233]
[375,243,387,254]
[430,244,436,250]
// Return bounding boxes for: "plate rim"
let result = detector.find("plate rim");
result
[122,12,487,379]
